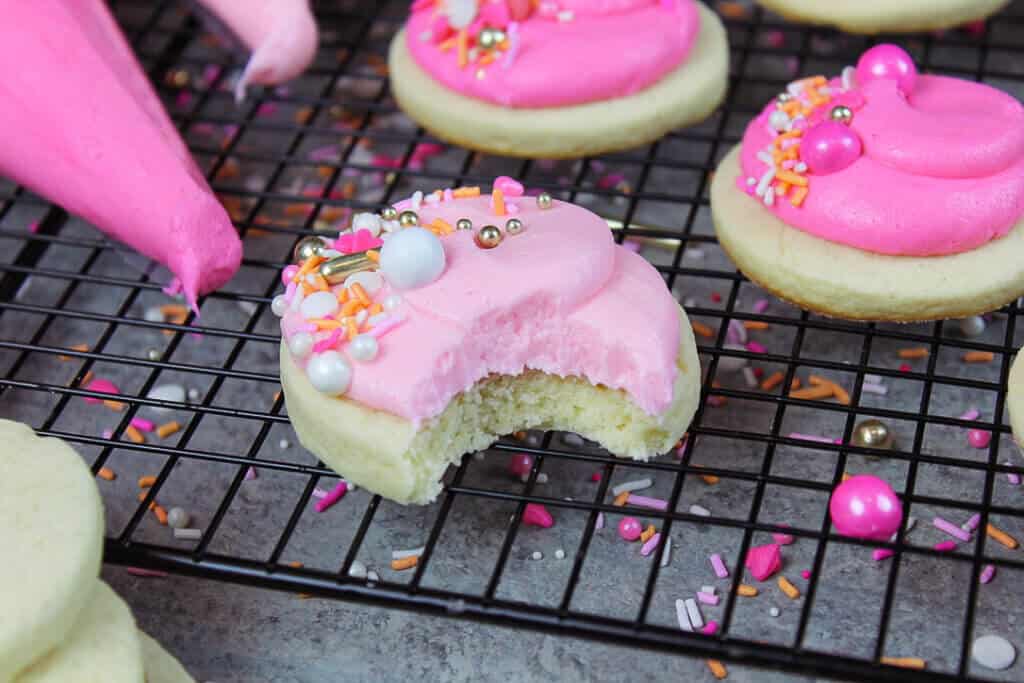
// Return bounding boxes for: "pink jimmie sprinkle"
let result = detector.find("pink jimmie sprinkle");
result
[772,533,795,545]
[368,315,406,339]
[968,429,991,449]
[1008,470,1021,486]
[312,487,329,499]
[315,481,348,512]
[83,379,121,404]
[789,432,838,444]
[125,567,168,578]
[710,553,729,578]
[933,516,972,542]
[745,341,767,353]
[129,417,155,432]
[245,466,258,480]
[744,543,782,581]
[640,532,661,557]
[934,540,958,552]
[313,329,342,354]
[979,564,996,584]
[596,512,605,530]
[697,591,720,606]
[872,549,894,561]
[964,513,982,531]
[702,620,719,635]
[522,503,554,528]
[959,408,980,421]
[800,570,811,580]
[752,299,770,314]
[627,494,669,511]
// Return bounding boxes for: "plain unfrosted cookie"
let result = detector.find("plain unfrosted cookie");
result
[16,582,144,683]
[281,310,700,504]
[140,633,195,683]
[1009,353,1024,444]
[388,3,728,158]
[711,147,1024,322]
[755,0,1009,33]
[0,420,104,681]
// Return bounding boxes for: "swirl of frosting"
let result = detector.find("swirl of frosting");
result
[737,47,1024,257]
[405,0,701,108]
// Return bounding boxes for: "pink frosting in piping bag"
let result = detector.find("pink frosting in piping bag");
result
[405,0,700,108]
[738,55,1024,257]
[197,0,318,102]
[0,0,242,307]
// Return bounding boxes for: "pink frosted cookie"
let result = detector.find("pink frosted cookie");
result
[711,45,1024,322]
[755,0,1009,34]
[275,179,701,503]
[387,0,728,158]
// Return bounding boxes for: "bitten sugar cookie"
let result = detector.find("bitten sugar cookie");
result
[276,179,701,504]
[755,0,1009,34]
[140,633,196,683]
[0,420,104,681]
[712,45,1024,322]
[388,0,728,158]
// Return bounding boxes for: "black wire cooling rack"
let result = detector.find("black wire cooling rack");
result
[2,1,1024,681]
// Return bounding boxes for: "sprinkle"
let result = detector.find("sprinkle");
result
[522,503,554,528]
[173,528,202,540]
[707,660,728,680]
[640,533,661,557]
[934,540,958,552]
[104,399,126,412]
[130,417,155,432]
[702,621,719,635]
[790,187,809,207]
[138,475,156,488]
[862,383,888,396]
[700,473,720,485]
[872,549,894,561]
[314,481,348,513]
[789,385,834,401]
[98,467,116,481]
[897,347,929,359]
[789,432,838,444]
[627,494,668,511]
[752,299,770,314]
[312,487,328,499]
[737,584,758,597]
[800,569,811,580]
[933,516,971,541]
[392,547,425,560]
[660,536,672,567]
[153,505,168,525]
[968,429,992,449]
[391,556,418,571]
[962,351,995,363]
[452,186,480,198]
[125,567,168,578]
[808,375,850,405]
[689,504,711,517]
[710,553,729,578]
[691,321,714,338]
[964,513,982,532]
[745,341,767,354]
[596,512,605,529]
[697,591,720,606]
[613,491,631,506]
[761,371,785,391]
[959,408,980,421]
[980,564,996,584]
[675,599,693,631]
[456,29,468,68]
[685,598,704,629]
[125,426,145,444]
[1007,466,1021,485]
[611,478,653,496]
[245,466,258,481]
[743,321,769,331]
[777,576,800,600]
[772,532,794,545]
[640,524,657,544]
[83,378,121,404]
[986,523,1018,549]
[881,657,926,670]
[769,606,781,617]
[492,188,506,216]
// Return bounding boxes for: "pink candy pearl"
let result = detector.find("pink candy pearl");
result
[829,475,903,541]
[856,44,918,96]
[281,265,299,285]
[508,453,533,477]
[968,429,992,449]
[618,517,643,541]
[801,121,862,175]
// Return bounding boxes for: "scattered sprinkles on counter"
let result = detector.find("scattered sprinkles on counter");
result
[274,178,532,397]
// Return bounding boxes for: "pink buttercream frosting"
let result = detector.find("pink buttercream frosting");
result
[279,188,681,426]
[0,0,242,307]
[405,0,701,108]
[738,57,1024,257]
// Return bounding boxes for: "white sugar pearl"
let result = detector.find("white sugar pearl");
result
[352,212,382,236]
[349,335,379,362]
[447,0,476,28]
[959,315,986,338]
[287,332,314,359]
[769,607,780,618]
[306,351,352,395]
[300,291,339,319]
[383,294,403,311]
[769,110,790,131]
[972,635,1016,670]
[380,227,446,290]
[344,270,384,295]
[167,507,190,529]
[271,295,288,317]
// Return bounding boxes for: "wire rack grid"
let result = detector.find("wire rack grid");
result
[1,1,1024,681]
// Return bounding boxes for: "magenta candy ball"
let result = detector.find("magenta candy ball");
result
[856,44,918,95]
[967,429,992,449]
[829,475,903,541]
[801,121,863,175]
[508,453,533,477]
[618,516,643,542]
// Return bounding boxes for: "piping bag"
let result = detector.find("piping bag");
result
[196,0,319,102]
[0,0,242,311]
